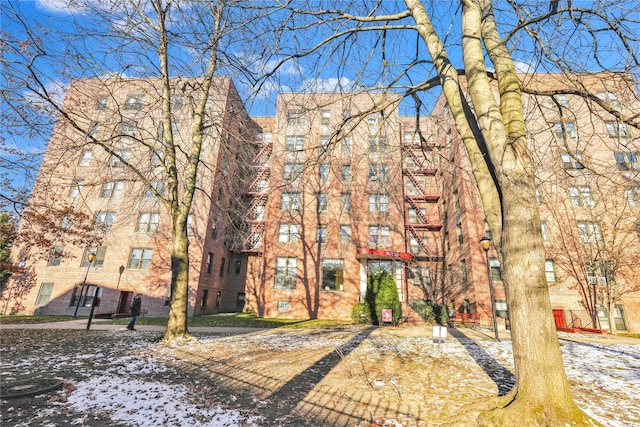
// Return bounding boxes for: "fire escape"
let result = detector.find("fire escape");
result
[242,135,271,255]
[402,145,443,260]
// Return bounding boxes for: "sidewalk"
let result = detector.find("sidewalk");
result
[3,319,639,344]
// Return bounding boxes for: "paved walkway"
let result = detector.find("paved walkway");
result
[2,319,639,344]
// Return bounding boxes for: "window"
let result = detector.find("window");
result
[341,165,351,182]
[636,222,640,239]
[340,225,351,244]
[48,246,64,267]
[145,181,166,199]
[287,110,305,125]
[100,181,123,199]
[278,223,299,243]
[95,95,109,110]
[69,180,83,198]
[281,192,301,210]
[606,121,630,138]
[151,150,163,168]
[277,300,291,311]
[124,94,144,110]
[490,258,502,281]
[206,252,214,274]
[578,222,603,244]
[369,225,390,246]
[136,212,159,233]
[342,110,351,120]
[554,122,578,139]
[220,257,225,277]
[460,260,467,285]
[368,164,388,182]
[120,121,138,136]
[541,221,549,241]
[284,163,303,183]
[128,248,153,269]
[109,150,131,167]
[409,237,425,254]
[81,247,106,268]
[95,211,116,230]
[317,224,327,243]
[545,259,557,282]
[237,292,245,308]
[285,135,304,151]
[275,257,297,289]
[408,208,426,224]
[235,260,241,274]
[626,187,640,208]
[536,188,543,205]
[561,152,584,169]
[78,150,92,166]
[367,114,379,126]
[597,91,620,107]
[318,193,327,211]
[369,194,389,212]
[35,283,54,307]
[368,137,387,153]
[456,224,463,245]
[569,186,593,207]
[322,259,344,291]
[171,96,184,111]
[319,164,329,182]
[341,193,351,212]
[614,152,638,171]
[69,284,98,308]
[201,289,209,307]
[341,136,352,156]
[552,94,570,108]
[320,136,330,153]
[321,110,331,125]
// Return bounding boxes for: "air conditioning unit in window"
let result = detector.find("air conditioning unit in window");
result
[588,276,607,285]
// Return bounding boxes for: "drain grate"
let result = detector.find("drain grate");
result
[1,378,64,399]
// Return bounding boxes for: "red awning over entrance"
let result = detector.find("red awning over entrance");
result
[356,247,413,261]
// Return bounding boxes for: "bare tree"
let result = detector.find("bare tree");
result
[256,0,639,424]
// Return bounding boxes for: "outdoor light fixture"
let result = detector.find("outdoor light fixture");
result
[73,250,97,318]
[480,236,500,341]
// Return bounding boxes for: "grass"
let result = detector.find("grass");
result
[0,315,75,324]
[0,313,353,329]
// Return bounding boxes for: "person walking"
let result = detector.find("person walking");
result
[127,293,142,331]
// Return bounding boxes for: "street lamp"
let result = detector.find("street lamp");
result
[73,251,96,318]
[480,236,500,341]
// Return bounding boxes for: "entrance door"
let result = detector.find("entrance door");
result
[117,292,132,315]
[552,309,565,329]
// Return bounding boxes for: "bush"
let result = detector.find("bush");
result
[350,303,371,324]
[368,271,401,325]
[410,300,436,323]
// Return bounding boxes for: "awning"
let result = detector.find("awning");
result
[356,247,413,261]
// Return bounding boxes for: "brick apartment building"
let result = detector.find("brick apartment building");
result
[3,77,257,318]
[3,73,639,332]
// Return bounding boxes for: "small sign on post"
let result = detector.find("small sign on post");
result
[381,309,393,325]
[433,325,448,344]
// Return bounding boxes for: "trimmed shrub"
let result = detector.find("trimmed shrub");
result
[350,302,371,324]
[410,300,436,323]
[368,271,402,325]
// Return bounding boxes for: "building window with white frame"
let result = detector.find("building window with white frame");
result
[275,257,297,289]
[541,221,549,242]
[368,164,388,182]
[109,150,131,167]
[490,258,502,281]
[285,135,305,151]
[368,136,387,153]
[100,181,123,199]
[577,222,603,244]
[120,121,137,136]
[35,283,54,307]
[124,94,144,110]
[597,91,620,107]
[136,212,159,233]
[561,152,584,170]
[321,110,331,125]
[128,248,153,269]
[284,163,303,184]
[369,225,390,247]
[625,187,640,208]
[95,95,109,110]
[278,223,299,243]
[47,246,64,267]
[78,149,92,166]
[339,225,351,244]
[319,164,329,182]
[95,211,116,231]
[341,136,352,156]
[552,94,570,108]
[545,259,557,282]
[341,193,351,212]
[287,110,305,126]
[145,181,165,199]
[369,194,389,212]
[317,224,327,243]
[341,165,351,182]
[277,300,291,311]
[322,259,344,291]
[569,186,593,207]
[69,179,83,198]
[614,152,638,171]
[554,121,578,139]
[606,121,630,138]
[280,192,301,210]
[318,193,327,211]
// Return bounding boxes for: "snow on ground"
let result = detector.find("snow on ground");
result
[3,329,638,426]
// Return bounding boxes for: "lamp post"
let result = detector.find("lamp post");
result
[480,236,500,341]
[73,251,96,318]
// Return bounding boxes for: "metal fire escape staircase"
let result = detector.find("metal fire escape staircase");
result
[241,140,271,254]
[403,147,442,260]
